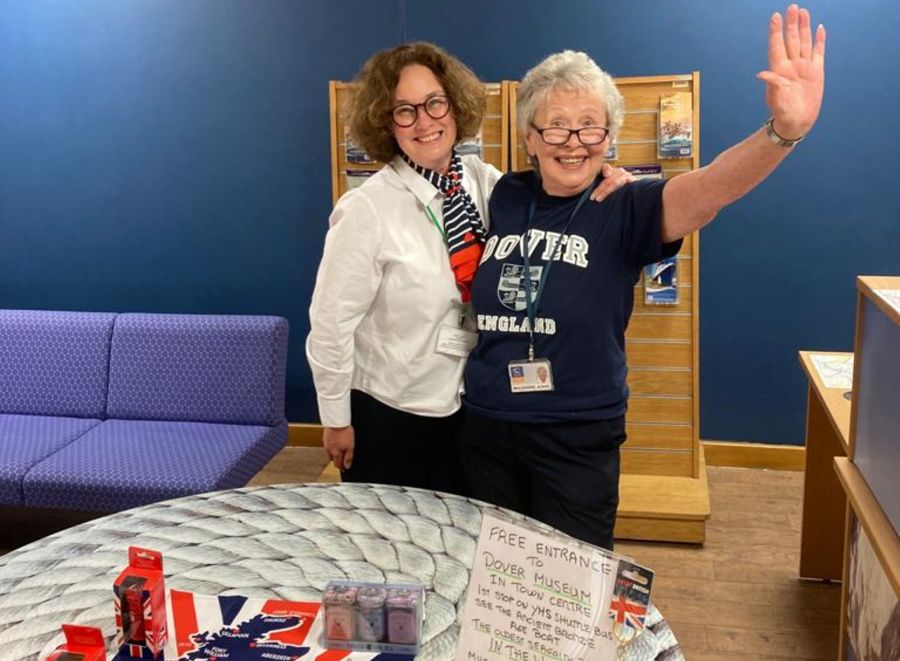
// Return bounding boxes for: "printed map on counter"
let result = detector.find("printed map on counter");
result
[874,289,900,315]
[811,354,854,390]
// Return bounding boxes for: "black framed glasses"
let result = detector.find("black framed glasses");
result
[530,123,610,146]
[391,95,451,127]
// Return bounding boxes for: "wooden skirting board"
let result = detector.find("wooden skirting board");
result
[290,424,805,469]
[289,423,324,447]
[702,439,806,471]
[304,423,711,545]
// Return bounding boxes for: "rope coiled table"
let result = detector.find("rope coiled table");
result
[0,483,683,660]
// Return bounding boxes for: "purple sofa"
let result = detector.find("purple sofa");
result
[0,310,289,511]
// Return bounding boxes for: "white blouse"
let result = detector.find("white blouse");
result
[306,154,502,427]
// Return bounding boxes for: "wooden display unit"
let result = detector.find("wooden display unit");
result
[836,276,900,660]
[509,73,702,481]
[325,74,709,543]
[328,81,508,204]
[507,72,707,543]
[797,350,852,581]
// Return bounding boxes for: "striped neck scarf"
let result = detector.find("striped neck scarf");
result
[402,151,485,302]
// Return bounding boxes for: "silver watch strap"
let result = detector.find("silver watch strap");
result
[764,117,804,148]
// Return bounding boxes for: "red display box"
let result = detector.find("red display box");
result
[113,547,167,659]
[46,624,107,661]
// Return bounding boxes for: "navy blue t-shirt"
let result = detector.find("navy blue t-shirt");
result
[463,171,682,423]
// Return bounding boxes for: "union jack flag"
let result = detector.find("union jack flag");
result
[127,643,154,658]
[608,592,648,631]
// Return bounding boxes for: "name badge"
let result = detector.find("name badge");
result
[436,325,478,358]
[508,358,554,393]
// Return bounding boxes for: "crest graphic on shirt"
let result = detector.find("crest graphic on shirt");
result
[498,263,542,312]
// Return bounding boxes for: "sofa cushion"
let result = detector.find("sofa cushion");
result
[22,418,288,511]
[0,310,115,418]
[106,314,288,425]
[0,413,100,506]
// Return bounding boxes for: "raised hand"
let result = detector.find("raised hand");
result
[757,4,826,140]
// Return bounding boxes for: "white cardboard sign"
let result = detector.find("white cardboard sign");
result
[456,512,619,661]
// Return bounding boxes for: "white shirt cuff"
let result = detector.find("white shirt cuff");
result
[318,393,352,428]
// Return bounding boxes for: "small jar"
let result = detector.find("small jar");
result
[355,586,387,642]
[386,588,418,645]
[323,584,358,641]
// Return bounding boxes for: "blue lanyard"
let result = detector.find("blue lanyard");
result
[522,183,595,359]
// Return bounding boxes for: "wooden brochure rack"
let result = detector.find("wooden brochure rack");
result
[509,73,707,543]
[327,73,709,544]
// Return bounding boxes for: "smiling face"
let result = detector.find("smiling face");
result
[525,88,610,197]
[392,64,458,173]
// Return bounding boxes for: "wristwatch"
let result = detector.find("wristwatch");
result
[764,117,804,148]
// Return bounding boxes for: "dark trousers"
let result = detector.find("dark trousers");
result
[459,407,626,550]
[341,390,469,497]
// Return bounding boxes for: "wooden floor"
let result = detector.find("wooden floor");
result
[617,467,840,660]
[4,448,841,659]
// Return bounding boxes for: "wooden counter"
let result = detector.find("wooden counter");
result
[836,275,900,660]
[798,350,853,580]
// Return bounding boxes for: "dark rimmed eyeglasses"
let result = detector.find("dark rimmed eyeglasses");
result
[391,95,451,127]
[530,123,610,146]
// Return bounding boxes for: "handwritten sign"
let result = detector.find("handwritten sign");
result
[456,512,619,661]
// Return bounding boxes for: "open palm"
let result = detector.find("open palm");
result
[757,4,826,138]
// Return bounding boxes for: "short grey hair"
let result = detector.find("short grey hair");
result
[518,50,624,163]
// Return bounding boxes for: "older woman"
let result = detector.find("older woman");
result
[307,42,635,493]
[461,4,826,547]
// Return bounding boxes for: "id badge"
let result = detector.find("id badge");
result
[508,358,554,393]
[436,325,478,357]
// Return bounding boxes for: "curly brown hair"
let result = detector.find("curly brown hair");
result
[346,42,485,163]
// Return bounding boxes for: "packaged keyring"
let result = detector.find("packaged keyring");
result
[322,580,424,654]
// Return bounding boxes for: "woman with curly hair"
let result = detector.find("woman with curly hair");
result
[306,42,631,493]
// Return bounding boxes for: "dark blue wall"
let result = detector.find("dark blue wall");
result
[2,1,898,443]
[0,0,402,421]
